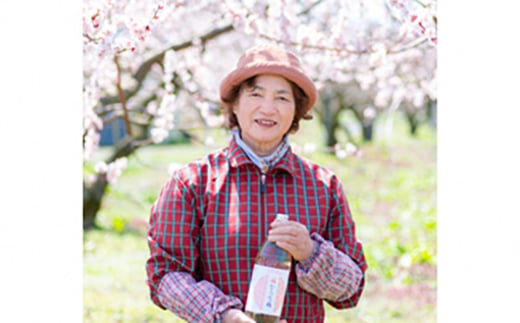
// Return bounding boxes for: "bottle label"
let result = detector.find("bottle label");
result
[245,264,290,316]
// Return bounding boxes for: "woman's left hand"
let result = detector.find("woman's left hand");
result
[268,219,314,262]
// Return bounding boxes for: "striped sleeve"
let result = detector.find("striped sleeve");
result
[158,271,243,322]
[295,171,367,308]
[146,170,198,308]
[295,233,363,302]
[325,174,367,308]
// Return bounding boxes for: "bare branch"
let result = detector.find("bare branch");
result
[83,33,98,43]
[133,24,234,83]
[259,32,429,57]
[414,0,428,8]
[98,23,234,108]
[388,37,428,54]
[113,55,133,136]
[297,0,325,15]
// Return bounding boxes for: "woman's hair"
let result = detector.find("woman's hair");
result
[221,75,312,133]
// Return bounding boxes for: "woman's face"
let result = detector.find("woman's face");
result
[233,74,296,156]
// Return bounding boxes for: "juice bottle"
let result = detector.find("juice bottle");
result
[245,213,291,323]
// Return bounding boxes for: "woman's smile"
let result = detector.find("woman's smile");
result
[255,119,277,126]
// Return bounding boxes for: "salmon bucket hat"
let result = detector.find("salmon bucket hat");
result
[219,44,317,113]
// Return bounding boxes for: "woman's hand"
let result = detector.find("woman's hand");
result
[222,309,255,323]
[268,219,314,262]
[222,309,287,323]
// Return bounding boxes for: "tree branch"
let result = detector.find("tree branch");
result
[98,23,234,107]
[298,0,325,15]
[260,28,430,57]
[113,55,133,136]
[135,24,233,82]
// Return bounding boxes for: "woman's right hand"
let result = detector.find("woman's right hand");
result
[222,309,255,322]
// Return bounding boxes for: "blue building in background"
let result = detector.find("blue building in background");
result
[98,117,190,146]
[99,118,127,146]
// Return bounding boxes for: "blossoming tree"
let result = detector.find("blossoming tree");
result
[83,0,436,229]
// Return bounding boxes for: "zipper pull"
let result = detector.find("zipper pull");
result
[261,173,266,193]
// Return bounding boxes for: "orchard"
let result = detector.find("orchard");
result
[83,0,436,229]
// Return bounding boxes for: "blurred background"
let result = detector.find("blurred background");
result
[82,0,437,322]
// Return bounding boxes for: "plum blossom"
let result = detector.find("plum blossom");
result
[148,49,180,144]
[303,143,317,155]
[369,43,387,67]
[95,157,128,183]
[345,142,358,155]
[83,79,103,161]
[84,129,101,160]
[204,136,216,147]
[151,93,177,143]
[386,0,437,45]
[334,142,360,160]
[334,144,348,159]
[83,0,436,208]
[163,49,176,92]
[412,90,425,108]
[363,106,377,120]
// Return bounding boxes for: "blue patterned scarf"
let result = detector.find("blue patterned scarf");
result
[231,129,289,173]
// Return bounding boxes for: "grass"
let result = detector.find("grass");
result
[84,112,436,322]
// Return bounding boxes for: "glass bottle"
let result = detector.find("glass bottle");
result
[245,213,291,323]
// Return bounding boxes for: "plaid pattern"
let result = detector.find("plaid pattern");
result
[146,136,367,322]
[295,233,364,303]
[157,271,242,322]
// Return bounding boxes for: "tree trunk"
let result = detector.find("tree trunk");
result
[410,120,418,136]
[427,99,437,129]
[405,112,420,136]
[325,117,339,148]
[83,176,109,230]
[83,137,140,230]
[345,104,376,143]
[317,89,340,149]
[362,122,374,142]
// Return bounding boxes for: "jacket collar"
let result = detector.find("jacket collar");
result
[227,135,299,177]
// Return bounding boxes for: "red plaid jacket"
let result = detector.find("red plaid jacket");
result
[146,137,367,322]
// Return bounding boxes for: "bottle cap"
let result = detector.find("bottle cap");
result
[275,213,289,221]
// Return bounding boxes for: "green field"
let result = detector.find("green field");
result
[84,114,436,322]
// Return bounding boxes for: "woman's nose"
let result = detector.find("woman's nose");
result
[259,97,276,113]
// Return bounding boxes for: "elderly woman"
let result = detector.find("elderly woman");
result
[146,45,367,322]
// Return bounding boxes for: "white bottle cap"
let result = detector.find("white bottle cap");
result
[275,213,289,221]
